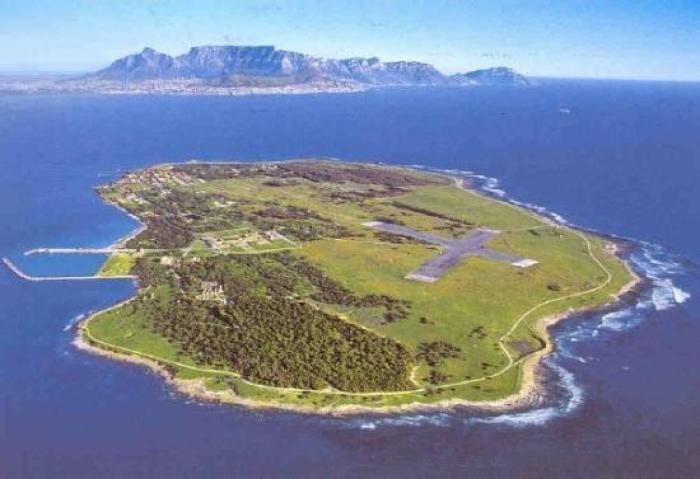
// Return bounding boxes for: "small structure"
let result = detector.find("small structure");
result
[513,259,539,268]
[203,236,223,252]
[196,281,227,304]
[264,230,294,243]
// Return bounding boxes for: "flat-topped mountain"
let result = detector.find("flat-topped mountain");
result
[0,45,529,95]
[85,45,528,89]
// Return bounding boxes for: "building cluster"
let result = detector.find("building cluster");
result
[196,281,227,304]
[109,167,205,212]
[116,167,199,195]
[232,230,289,249]
[202,229,293,252]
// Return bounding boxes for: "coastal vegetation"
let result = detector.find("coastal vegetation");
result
[97,253,136,277]
[84,160,635,411]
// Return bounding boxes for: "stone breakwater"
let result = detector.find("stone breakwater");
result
[2,257,136,282]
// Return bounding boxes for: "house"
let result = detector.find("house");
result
[196,281,227,304]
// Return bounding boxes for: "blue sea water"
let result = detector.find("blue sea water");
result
[12,254,108,278]
[1,81,699,478]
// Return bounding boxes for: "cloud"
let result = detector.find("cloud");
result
[481,52,512,59]
[222,35,246,44]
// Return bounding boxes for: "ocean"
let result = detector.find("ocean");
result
[1,80,698,478]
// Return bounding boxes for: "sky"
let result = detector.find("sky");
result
[1,0,699,81]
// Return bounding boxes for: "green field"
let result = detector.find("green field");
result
[97,253,136,277]
[85,160,635,411]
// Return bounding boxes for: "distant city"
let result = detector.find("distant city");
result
[0,45,528,96]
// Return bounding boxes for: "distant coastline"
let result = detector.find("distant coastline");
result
[0,76,371,96]
[0,44,529,96]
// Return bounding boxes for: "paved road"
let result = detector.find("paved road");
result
[364,221,534,282]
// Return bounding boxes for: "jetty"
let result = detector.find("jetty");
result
[2,257,136,282]
[24,247,116,255]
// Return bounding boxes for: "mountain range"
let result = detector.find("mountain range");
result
[86,45,528,88]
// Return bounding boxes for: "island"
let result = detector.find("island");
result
[76,160,637,413]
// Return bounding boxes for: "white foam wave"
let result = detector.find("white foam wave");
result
[466,363,583,428]
[337,365,583,432]
[651,279,679,311]
[481,177,507,198]
[64,313,86,331]
[556,240,691,361]
[455,169,572,225]
[631,245,680,274]
[557,347,588,363]
[629,243,691,311]
[599,308,643,332]
[340,366,584,429]
[470,406,561,427]
[342,413,451,430]
[673,287,691,304]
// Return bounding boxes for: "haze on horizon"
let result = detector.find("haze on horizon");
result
[2,0,699,82]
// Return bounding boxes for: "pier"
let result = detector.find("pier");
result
[24,247,117,255]
[2,257,136,282]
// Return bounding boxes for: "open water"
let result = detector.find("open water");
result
[1,80,698,478]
